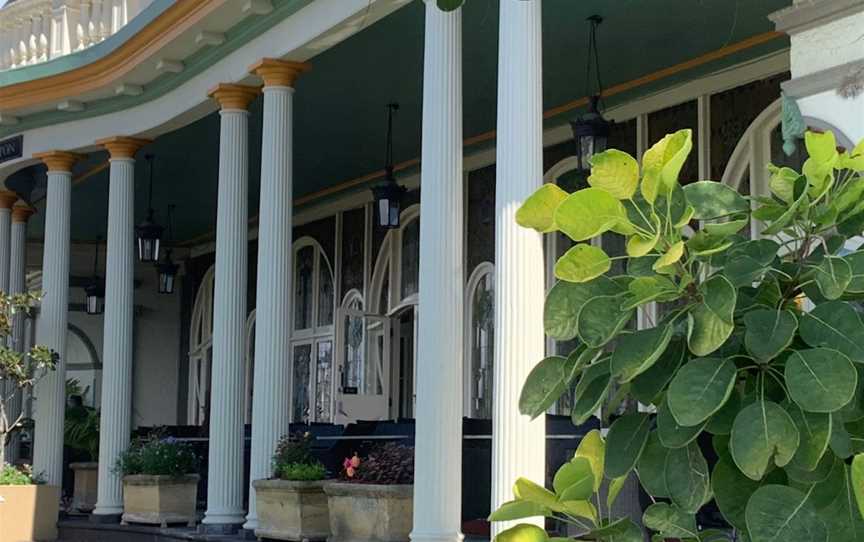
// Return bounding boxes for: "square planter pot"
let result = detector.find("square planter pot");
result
[253,479,331,541]
[0,484,60,542]
[323,482,413,542]
[69,462,98,513]
[121,474,199,528]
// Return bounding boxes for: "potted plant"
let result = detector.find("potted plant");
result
[65,382,100,513]
[253,432,330,541]
[489,129,864,542]
[324,442,414,542]
[0,291,57,542]
[116,433,199,527]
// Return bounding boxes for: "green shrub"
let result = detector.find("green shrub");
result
[278,462,327,481]
[0,464,40,485]
[116,434,198,477]
[272,432,326,481]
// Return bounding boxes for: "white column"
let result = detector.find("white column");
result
[32,151,77,486]
[100,0,113,41]
[5,204,33,464]
[411,3,464,542]
[77,2,91,51]
[90,0,103,44]
[202,84,258,531]
[0,192,16,463]
[492,0,546,535]
[92,137,149,518]
[243,60,308,531]
[28,14,40,64]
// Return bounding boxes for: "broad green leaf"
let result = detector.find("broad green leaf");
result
[712,458,768,531]
[687,231,734,257]
[833,178,864,218]
[588,149,639,200]
[641,129,693,203]
[637,432,670,497]
[668,357,737,427]
[703,218,749,237]
[658,397,706,448]
[799,301,864,362]
[656,183,689,227]
[575,429,605,492]
[683,181,750,220]
[832,421,855,459]
[852,454,864,521]
[801,456,846,511]
[813,256,853,300]
[556,500,597,523]
[577,294,634,348]
[838,365,864,422]
[786,447,836,483]
[589,517,643,542]
[607,475,628,510]
[519,356,575,420]
[488,500,551,522]
[730,400,800,480]
[622,276,679,310]
[843,251,864,296]
[495,524,549,542]
[785,404,831,473]
[513,478,557,508]
[821,463,864,542]
[642,503,699,539]
[554,244,611,283]
[631,338,686,404]
[605,413,651,478]
[516,183,569,233]
[746,485,828,542]
[722,239,780,287]
[653,241,684,272]
[571,362,611,426]
[627,254,660,277]
[554,188,629,242]
[762,177,809,236]
[706,389,742,436]
[553,457,594,499]
[742,309,798,362]
[664,441,710,513]
[786,348,857,412]
[543,277,623,341]
[768,164,800,203]
[610,324,673,383]
[687,275,736,356]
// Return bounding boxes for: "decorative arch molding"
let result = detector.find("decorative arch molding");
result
[187,263,214,425]
[66,323,101,370]
[463,261,494,417]
[368,203,420,316]
[543,156,581,183]
[341,288,364,310]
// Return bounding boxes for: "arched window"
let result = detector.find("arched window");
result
[464,263,495,419]
[188,265,215,425]
[290,237,336,423]
[244,309,256,425]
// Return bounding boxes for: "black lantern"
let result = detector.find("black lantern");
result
[569,15,613,175]
[155,205,179,294]
[85,238,105,315]
[371,103,405,229]
[136,154,163,262]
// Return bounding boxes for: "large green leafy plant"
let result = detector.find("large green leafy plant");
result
[492,128,864,542]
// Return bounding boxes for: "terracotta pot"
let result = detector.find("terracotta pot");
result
[121,474,199,528]
[253,479,331,541]
[0,484,60,542]
[323,481,413,542]
[69,462,98,513]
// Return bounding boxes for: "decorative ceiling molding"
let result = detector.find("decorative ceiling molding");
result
[770,0,864,34]
[782,57,864,98]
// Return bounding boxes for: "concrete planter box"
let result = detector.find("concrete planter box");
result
[0,484,60,542]
[253,479,331,541]
[323,482,413,542]
[121,474,199,528]
[69,462,98,513]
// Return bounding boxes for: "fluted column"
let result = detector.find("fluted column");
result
[91,136,150,518]
[32,150,79,486]
[202,83,259,532]
[243,59,309,532]
[492,0,545,535]
[0,190,18,462]
[411,4,464,542]
[5,203,35,464]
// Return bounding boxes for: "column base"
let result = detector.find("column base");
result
[198,518,245,534]
[89,512,122,524]
[241,517,258,532]
[410,530,465,542]
[240,527,258,540]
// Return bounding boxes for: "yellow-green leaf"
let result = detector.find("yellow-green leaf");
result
[627,229,660,258]
[588,149,639,200]
[489,500,551,522]
[555,244,611,283]
[852,454,864,521]
[805,130,838,164]
[653,241,684,272]
[494,524,549,542]
[607,475,628,509]
[575,429,605,492]
[641,129,693,203]
[553,188,629,241]
[839,138,864,172]
[516,184,569,233]
[513,477,558,508]
[557,499,598,524]
[768,164,799,203]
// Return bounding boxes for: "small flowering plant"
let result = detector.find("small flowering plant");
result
[342,443,413,485]
[115,433,198,478]
[273,432,327,481]
[342,453,360,478]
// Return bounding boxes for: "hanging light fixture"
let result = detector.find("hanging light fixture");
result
[155,204,179,294]
[136,154,163,263]
[85,237,105,315]
[370,103,406,229]
[569,15,613,175]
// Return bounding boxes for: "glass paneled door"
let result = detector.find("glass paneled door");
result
[334,306,391,423]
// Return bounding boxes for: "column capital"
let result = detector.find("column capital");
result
[248,58,311,88]
[95,136,152,159]
[0,190,18,210]
[33,150,83,172]
[208,83,260,110]
[11,203,36,224]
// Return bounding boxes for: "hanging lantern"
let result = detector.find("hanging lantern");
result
[569,15,613,175]
[155,204,179,294]
[85,239,104,315]
[371,103,405,228]
[136,155,163,262]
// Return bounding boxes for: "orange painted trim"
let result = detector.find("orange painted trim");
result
[11,203,36,223]
[208,84,261,110]
[33,151,84,173]
[96,136,153,159]
[0,0,227,112]
[0,190,18,209]
[249,58,312,88]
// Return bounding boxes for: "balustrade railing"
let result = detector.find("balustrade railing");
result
[0,0,153,72]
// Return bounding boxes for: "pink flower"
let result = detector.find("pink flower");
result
[350,454,360,468]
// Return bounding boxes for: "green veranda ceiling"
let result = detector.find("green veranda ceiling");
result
[13,0,790,243]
